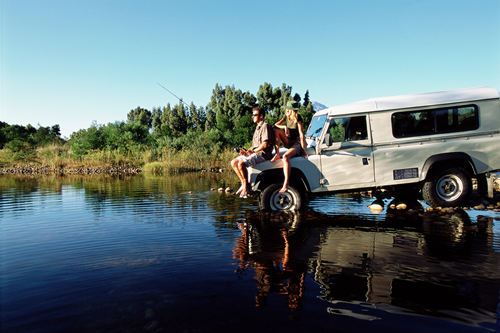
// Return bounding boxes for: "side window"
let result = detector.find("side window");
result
[324,116,367,146]
[392,105,478,138]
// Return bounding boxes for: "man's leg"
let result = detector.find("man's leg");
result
[237,161,249,197]
[231,157,247,195]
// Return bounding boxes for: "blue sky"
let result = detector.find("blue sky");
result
[1,0,499,137]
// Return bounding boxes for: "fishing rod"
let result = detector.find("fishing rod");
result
[157,82,190,107]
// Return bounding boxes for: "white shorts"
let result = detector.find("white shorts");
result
[237,153,266,167]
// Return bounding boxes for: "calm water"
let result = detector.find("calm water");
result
[1,174,499,333]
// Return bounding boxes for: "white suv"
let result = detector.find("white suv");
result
[248,87,500,210]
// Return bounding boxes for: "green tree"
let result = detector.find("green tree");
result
[299,102,314,130]
[159,104,173,137]
[303,90,310,107]
[190,103,206,131]
[127,107,152,128]
[293,93,301,103]
[69,122,105,156]
[256,82,274,114]
[0,121,7,148]
[151,107,163,134]
[170,102,188,136]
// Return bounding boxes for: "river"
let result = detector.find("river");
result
[1,174,499,332]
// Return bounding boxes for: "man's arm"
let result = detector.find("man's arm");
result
[247,140,269,154]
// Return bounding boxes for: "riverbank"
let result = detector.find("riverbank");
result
[0,145,235,175]
[0,164,143,175]
[0,164,230,175]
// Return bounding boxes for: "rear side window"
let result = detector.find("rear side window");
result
[392,105,478,138]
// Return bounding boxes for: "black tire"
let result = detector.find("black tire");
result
[259,183,303,211]
[422,167,471,207]
[476,174,488,197]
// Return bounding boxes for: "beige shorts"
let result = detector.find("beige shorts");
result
[237,153,266,167]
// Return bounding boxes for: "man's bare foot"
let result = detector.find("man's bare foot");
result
[239,188,248,198]
[235,185,245,195]
[279,185,288,193]
[271,153,281,163]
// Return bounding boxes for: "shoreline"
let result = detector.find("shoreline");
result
[0,165,142,175]
[0,164,228,175]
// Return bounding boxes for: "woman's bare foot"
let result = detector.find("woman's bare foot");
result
[271,153,281,163]
[239,188,248,198]
[279,185,288,193]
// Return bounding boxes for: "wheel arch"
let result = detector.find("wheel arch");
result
[421,153,476,180]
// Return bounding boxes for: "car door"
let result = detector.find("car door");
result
[319,115,375,189]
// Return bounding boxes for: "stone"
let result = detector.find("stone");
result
[474,203,486,210]
[396,203,407,210]
[368,203,384,214]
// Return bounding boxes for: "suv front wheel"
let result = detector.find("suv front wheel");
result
[422,167,471,207]
[259,183,303,211]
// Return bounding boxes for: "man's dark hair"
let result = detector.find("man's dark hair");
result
[252,106,265,117]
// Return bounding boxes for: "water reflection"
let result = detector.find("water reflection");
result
[1,174,499,332]
[232,209,499,328]
[234,212,317,310]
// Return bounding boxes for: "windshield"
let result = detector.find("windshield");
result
[306,114,327,138]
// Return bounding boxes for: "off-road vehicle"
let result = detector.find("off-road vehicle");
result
[248,87,500,210]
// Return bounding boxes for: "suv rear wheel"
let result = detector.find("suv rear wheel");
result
[259,183,303,211]
[422,167,471,207]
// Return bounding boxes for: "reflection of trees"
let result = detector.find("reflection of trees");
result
[72,173,240,221]
[0,175,63,217]
[0,173,237,220]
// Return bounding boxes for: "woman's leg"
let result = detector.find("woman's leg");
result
[280,148,298,193]
[271,129,288,162]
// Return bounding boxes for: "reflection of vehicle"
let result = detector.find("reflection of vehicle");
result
[249,87,500,210]
[232,210,499,325]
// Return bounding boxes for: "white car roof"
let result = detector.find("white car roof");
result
[317,87,500,117]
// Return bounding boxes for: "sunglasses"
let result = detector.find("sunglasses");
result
[252,113,259,117]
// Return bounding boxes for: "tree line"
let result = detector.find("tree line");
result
[2,82,315,157]
[0,122,63,152]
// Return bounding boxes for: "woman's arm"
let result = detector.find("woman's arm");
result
[274,115,287,129]
[297,121,308,158]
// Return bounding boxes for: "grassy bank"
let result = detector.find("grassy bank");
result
[0,144,236,175]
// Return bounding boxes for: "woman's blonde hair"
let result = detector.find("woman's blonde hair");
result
[287,109,298,123]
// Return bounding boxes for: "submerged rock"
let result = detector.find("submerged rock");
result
[368,199,384,213]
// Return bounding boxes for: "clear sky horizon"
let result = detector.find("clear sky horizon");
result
[1,0,499,138]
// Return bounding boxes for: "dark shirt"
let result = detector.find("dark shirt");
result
[252,121,274,160]
[287,114,303,145]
